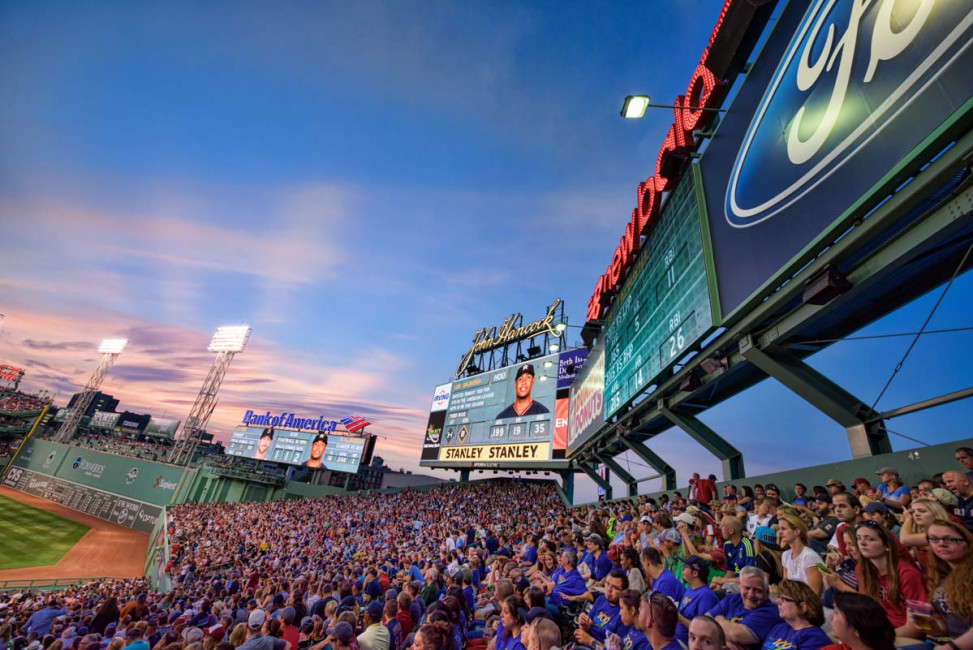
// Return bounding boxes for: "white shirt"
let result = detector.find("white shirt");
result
[782,546,823,590]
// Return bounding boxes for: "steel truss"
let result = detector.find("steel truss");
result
[54,352,122,443]
[168,350,237,466]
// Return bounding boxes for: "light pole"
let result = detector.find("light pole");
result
[54,338,128,443]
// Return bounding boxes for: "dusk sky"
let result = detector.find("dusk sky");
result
[2,1,971,501]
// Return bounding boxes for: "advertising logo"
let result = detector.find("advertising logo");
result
[425,423,442,445]
[73,457,106,477]
[726,0,973,227]
[152,475,178,491]
[72,457,82,469]
[126,467,139,484]
[430,384,452,412]
[43,451,57,469]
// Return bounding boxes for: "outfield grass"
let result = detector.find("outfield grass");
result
[0,494,90,570]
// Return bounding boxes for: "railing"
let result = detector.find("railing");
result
[208,465,286,486]
[0,576,128,594]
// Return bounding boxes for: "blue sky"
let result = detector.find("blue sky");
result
[1,0,970,500]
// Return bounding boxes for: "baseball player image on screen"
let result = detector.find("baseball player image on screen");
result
[495,363,550,419]
[305,433,328,468]
[253,427,274,460]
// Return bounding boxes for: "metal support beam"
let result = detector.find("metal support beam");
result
[739,336,890,457]
[579,463,612,502]
[876,385,973,421]
[459,469,470,483]
[597,454,638,499]
[658,400,745,479]
[558,470,575,506]
[619,438,677,490]
[55,351,123,443]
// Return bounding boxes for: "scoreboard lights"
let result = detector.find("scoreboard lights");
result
[586,9,730,322]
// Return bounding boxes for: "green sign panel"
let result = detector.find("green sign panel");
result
[603,167,715,418]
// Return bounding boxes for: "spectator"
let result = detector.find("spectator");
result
[956,447,973,483]
[826,479,846,496]
[716,517,754,586]
[822,592,895,650]
[854,522,926,630]
[875,467,911,512]
[611,590,648,650]
[687,616,725,650]
[752,527,784,586]
[706,567,782,649]
[640,546,684,603]
[942,471,973,531]
[636,592,680,650]
[574,570,625,644]
[778,513,824,595]
[830,493,863,555]
[792,483,809,507]
[620,548,646,593]
[675,556,718,645]
[357,602,389,650]
[761,580,830,650]
[899,498,952,571]
[805,494,839,555]
[495,596,525,650]
[905,519,973,647]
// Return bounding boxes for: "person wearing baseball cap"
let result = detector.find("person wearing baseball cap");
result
[357,601,390,650]
[825,478,845,495]
[253,427,274,461]
[326,622,354,650]
[875,467,911,512]
[495,364,549,419]
[675,556,718,645]
[305,433,328,469]
[580,533,613,586]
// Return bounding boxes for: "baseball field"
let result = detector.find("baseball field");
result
[0,492,90,570]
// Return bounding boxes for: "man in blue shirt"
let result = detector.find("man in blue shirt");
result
[720,518,756,581]
[574,570,627,646]
[581,534,614,585]
[641,547,685,603]
[519,535,539,568]
[544,550,589,607]
[23,599,67,636]
[674,556,719,644]
[706,567,781,650]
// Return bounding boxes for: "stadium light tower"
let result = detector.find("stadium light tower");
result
[168,325,252,466]
[54,338,128,443]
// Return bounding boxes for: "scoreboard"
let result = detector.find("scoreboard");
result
[603,166,715,418]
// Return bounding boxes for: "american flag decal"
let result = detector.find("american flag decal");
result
[340,415,371,433]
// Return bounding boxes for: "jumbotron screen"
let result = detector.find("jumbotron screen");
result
[420,348,587,468]
[226,422,368,473]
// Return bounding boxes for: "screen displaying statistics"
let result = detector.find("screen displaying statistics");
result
[226,426,367,473]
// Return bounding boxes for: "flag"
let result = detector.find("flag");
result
[341,415,371,433]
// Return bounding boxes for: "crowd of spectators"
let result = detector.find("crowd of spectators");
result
[0,391,47,413]
[1,449,972,650]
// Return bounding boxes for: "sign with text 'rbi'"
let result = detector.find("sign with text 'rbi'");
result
[421,349,586,468]
[700,0,973,318]
[603,168,714,417]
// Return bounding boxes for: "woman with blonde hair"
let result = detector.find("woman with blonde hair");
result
[228,622,248,647]
[899,498,950,572]
[779,512,824,594]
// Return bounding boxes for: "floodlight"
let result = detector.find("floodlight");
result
[554,322,567,334]
[543,361,553,368]
[208,325,252,353]
[98,338,128,354]
[621,95,651,119]
[539,375,548,382]
[548,343,559,353]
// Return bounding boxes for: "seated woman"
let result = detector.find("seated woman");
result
[761,580,831,650]
[821,592,895,650]
[854,522,926,631]
[779,514,824,595]
[898,498,951,572]
[899,519,973,648]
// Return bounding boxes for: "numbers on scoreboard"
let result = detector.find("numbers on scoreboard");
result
[659,311,696,364]
[490,424,506,439]
[529,420,549,437]
[509,423,525,438]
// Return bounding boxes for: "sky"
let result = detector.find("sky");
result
[1,1,971,502]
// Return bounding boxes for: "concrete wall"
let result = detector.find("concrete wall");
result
[381,471,446,489]
[591,437,973,506]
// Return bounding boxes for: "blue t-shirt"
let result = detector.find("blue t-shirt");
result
[650,569,686,603]
[463,585,476,610]
[550,568,588,606]
[495,631,525,650]
[619,625,651,650]
[759,623,831,650]
[385,619,403,650]
[587,595,622,643]
[523,545,538,565]
[878,483,910,504]
[591,551,614,581]
[675,585,720,642]
[707,596,782,648]
[723,538,756,574]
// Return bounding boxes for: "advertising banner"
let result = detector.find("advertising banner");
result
[144,417,180,438]
[567,344,605,457]
[0,365,25,383]
[53,446,185,506]
[699,0,973,319]
[421,349,586,468]
[225,412,367,473]
[11,438,68,474]
[89,411,120,430]
[2,466,163,533]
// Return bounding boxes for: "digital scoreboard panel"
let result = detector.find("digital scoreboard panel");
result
[226,427,368,474]
[420,349,587,468]
[603,167,716,418]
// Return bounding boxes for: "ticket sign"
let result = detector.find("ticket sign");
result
[603,168,716,417]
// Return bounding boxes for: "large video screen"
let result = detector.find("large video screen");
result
[226,426,368,474]
[420,349,586,468]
